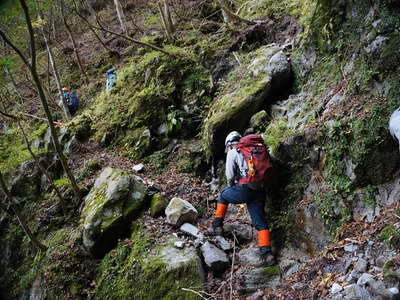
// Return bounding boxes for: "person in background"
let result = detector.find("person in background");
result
[62,87,80,117]
[389,108,400,151]
[106,68,117,95]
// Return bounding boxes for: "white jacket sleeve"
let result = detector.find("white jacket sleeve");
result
[225,149,236,186]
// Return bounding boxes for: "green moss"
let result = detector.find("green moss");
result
[94,227,201,299]
[67,113,93,141]
[264,118,296,155]
[383,259,400,279]
[54,177,71,189]
[379,225,400,248]
[76,158,102,181]
[145,150,169,171]
[36,227,97,299]
[240,0,302,19]
[260,265,281,278]
[150,194,167,217]
[202,46,277,158]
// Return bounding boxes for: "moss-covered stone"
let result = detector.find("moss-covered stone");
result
[80,167,148,257]
[94,228,202,299]
[150,194,167,218]
[203,44,291,159]
[67,113,93,141]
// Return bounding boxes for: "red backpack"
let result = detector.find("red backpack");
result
[237,134,272,186]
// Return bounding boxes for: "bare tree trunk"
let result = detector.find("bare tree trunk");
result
[50,8,57,42]
[93,20,176,57]
[72,0,116,55]
[60,0,89,83]
[158,0,175,42]
[113,0,128,35]
[0,171,47,252]
[163,0,175,34]
[217,0,257,25]
[39,17,71,120]
[0,0,81,201]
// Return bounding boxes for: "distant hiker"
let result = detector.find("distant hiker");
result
[105,68,117,95]
[389,108,400,149]
[210,131,275,267]
[62,87,80,116]
[62,87,70,104]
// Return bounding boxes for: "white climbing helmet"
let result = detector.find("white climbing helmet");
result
[225,131,242,147]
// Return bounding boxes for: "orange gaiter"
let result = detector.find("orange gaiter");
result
[215,203,228,218]
[258,229,271,247]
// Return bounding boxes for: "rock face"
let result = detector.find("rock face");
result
[201,242,230,272]
[165,197,198,226]
[236,266,281,293]
[81,167,147,257]
[237,247,264,266]
[203,44,291,158]
[10,160,41,198]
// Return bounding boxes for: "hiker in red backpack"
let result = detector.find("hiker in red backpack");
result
[211,131,275,266]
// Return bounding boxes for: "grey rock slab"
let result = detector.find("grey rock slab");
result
[330,283,343,295]
[378,176,400,206]
[250,290,264,300]
[215,236,232,252]
[344,284,373,300]
[279,259,300,277]
[237,247,264,267]
[132,163,145,173]
[235,267,280,294]
[29,276,45,300]
[165,197,198,226]
[159,241,198,271]
[63,135,79,155]
[180,223,203,239]
[223,221,255,243]
[357,273,374,285]
[344,244,358,252]
[376,255,387,267]
[354,258,368,273]
[201,242,229,272]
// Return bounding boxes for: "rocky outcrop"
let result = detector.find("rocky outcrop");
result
[80,167,147,257]
[203,44,291,158]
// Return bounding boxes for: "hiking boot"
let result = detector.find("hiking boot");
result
[209,217,224,236]
[257,246,276,267]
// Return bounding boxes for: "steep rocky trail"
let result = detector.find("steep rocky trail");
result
[67,140,400,299]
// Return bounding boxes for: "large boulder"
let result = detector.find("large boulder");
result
[165,197,198,226]
[203,44,291,158]
[81,167,147,257]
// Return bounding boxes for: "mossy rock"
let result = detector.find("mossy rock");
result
[94,230,202,299]
[150,194,167,218]
[67,113,93,141]
[80,167,148,257]
[203,44,291,159]
[122,127,152,160]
